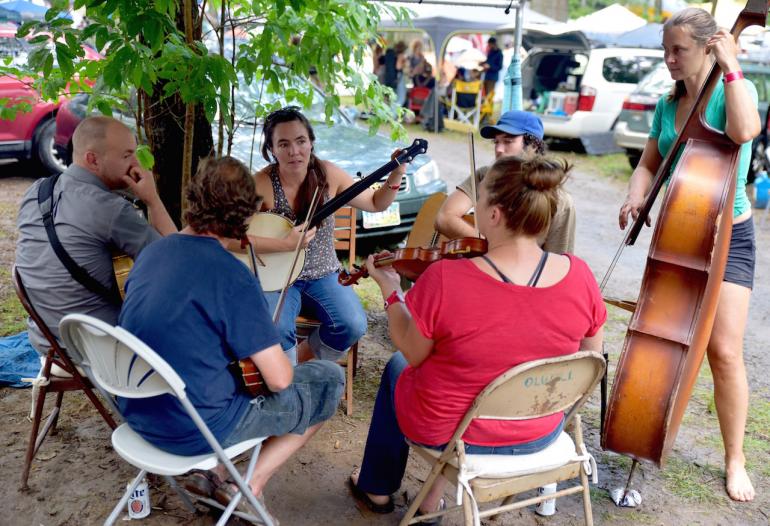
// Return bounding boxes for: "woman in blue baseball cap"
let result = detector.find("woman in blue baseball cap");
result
[434,110,576,254]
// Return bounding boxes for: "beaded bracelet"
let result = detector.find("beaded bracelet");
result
[723,70,744,83]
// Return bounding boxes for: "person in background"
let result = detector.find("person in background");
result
[480,36,503,97]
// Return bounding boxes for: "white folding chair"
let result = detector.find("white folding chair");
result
[400,351,606,526]
[59,313,273,526]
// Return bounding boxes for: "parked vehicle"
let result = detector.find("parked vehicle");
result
[54,81,446,240]
[521,28,663,140]
[613,59,770,182]
[0,22,100,174]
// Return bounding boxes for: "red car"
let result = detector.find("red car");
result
[0,22,100,174]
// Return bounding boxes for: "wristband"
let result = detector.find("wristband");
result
[383,290,404,310]
[723,70,744,83]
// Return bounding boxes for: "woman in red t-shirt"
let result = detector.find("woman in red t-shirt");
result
[348,155,606,519]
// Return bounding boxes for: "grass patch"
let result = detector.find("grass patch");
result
[662,458,723,503]
[564,152,633,182]
[0,293,25,337]
[352,277,383,313]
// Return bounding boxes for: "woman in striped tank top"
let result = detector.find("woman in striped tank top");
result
[250,106,406,365]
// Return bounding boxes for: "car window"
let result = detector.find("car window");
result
[637,62,674,95]
[234,80,345,126]
[603,56,663,84]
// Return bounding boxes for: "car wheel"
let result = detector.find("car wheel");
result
[34,118,68,175]
[626,152,641,169]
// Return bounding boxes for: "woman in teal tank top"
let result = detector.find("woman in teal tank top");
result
[618,8,760,502]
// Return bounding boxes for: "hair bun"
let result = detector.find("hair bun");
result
[521,157,570,193]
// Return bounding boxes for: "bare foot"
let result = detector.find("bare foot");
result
[726,461,755,502]
[297,340,315,363]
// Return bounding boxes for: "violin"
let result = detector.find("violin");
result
[338,237,488,286]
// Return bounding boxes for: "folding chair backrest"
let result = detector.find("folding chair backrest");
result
[464,351,606,429]
[13,265,61,352]
[59,314,184,401]
[333,206,356,271]
[454,80,482,95]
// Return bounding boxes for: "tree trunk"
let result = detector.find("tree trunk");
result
[141,1,213,227]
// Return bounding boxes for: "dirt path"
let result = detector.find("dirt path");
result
[1,129,769,525]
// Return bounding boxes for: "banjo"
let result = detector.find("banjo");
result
[231,138,429,291]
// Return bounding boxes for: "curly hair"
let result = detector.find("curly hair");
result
[523,133,547,155]
[484,154,571,237]
[184,156,261,239]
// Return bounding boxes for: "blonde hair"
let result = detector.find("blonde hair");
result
[484,155,570,237]
[664,8,717,101]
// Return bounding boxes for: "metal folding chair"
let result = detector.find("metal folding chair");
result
[59,313,273,526]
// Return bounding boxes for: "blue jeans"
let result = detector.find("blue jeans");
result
[357,353,565,496]
[265,272,367,364]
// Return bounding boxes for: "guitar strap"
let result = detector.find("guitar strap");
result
[37,173,122,306]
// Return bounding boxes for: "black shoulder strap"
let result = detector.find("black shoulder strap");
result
[527,251,550,287]
[37,173,121,305]
[480,255,512,284]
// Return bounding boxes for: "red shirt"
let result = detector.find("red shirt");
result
[394,255,606,447]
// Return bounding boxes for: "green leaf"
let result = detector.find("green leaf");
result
[136,145,155,170]
[95,99,113,116]
[28,34,50,45]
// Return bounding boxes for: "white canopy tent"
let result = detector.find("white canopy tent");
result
[375,0,555,130]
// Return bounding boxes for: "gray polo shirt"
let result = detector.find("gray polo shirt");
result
[15,164,161,353]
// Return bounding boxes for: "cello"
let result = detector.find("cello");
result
[601,0,769,468]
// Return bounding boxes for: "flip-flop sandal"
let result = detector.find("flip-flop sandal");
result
[183,470,217,498]
[347,472,394,514]
[415,497,446,525]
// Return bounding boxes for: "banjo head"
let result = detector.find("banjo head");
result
[232,212,306,292]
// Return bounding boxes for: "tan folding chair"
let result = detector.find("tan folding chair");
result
[400,351,606,526]
[12,266,118,490]
[295,206,359,415]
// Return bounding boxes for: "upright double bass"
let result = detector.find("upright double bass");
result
[602,0,769,466]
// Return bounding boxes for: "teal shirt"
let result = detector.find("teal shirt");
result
[649,79,758,217]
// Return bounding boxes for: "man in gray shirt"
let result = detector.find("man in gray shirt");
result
[15,116,177,355]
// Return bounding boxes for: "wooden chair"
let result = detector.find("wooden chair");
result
[295,206,359,415]
[400,351,606,526]
[12,266,118,490]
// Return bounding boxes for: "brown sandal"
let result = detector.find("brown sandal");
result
[184,470,219,498]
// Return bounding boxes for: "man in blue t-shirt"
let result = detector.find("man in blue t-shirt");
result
[118,156,344,516]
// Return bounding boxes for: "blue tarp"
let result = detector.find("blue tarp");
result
[0,332,40,388]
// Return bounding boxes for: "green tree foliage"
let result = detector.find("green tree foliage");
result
[2,0,409,221]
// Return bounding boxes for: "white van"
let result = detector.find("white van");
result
[521,29,663,139]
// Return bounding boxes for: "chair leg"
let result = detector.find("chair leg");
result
[163,475,197,513]
[50,391,64,435]
[462,489,474,526]
[106,469,146,526]
[345,343,357,416]
[20,384,48,490]
[399,460,446,526]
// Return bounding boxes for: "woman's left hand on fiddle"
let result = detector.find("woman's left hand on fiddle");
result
[707,28,740,72]
[366,251,401,291]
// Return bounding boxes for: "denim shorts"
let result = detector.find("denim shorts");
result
[723,217,756,290]
[221,360,344,447]
[420,416,565,455]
